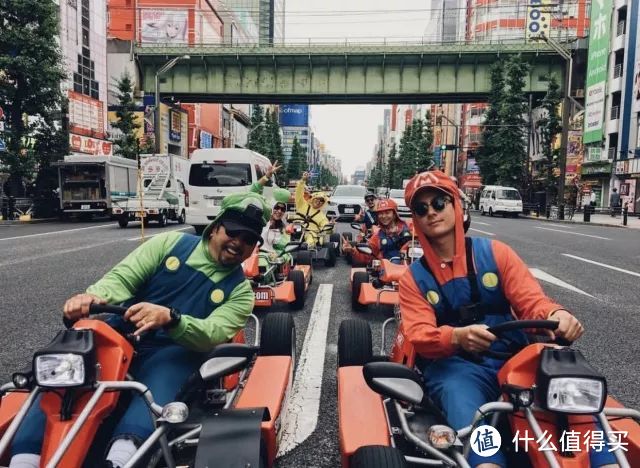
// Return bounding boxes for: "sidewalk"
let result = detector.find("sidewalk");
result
[519,212,640,230]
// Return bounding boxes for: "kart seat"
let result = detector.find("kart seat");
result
[380,260,406,283]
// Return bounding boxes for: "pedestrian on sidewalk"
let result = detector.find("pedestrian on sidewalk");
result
[610,188,621,217]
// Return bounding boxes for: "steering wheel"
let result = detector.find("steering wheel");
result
[470,320,568,361]
[64,304,149,344]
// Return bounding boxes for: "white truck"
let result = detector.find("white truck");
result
[111,154,190,228]
[55,155,138,219]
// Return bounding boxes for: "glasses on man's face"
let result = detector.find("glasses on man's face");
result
[224,228,260,246]
[365,197,375,203]
[273,205,286,212]
[411,195,452,217]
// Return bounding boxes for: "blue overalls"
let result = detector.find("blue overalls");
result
[363,209,377,230]
[11,234,245,455]
[378,226,411,264]
[409,237,615,467]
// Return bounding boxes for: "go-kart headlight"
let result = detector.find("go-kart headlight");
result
[35,354,86,388]
[408,247,423,259]
[33,329,96,388]
[546,378,605,414]
[537,348,606,414]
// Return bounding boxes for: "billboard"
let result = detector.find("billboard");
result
[583,0,612,144]
[279,105,309,127]
[69,91,105,139]
[140,9,188,44]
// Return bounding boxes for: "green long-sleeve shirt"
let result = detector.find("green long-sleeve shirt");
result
[86,231,254,352]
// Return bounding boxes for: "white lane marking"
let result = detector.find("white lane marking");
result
[0,239,124,269]
[562,254,640,278]
[529,268,594,298]
[547,223,573,229]
[127,226,191,241]
[535,227,610,240]
[473,221,491,226]
[277,283,333,457]
[0,223,115,242]
[469,227,495,236]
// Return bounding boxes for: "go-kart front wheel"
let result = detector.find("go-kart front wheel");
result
[260,312,296,358]
[338,319,372,367]
[352,271,369,311]
[288,270,306,310]
[350,445,407,468]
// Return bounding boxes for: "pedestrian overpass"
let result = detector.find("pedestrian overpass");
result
[135,41,568,104]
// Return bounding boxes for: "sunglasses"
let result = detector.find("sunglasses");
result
[273,205,286,212]
[224,228,260,245]
[411,195,452,217]
[365,197,376,202]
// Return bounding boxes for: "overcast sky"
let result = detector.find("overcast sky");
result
[284,0,430,177]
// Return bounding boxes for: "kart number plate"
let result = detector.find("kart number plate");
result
[81,205,90,210]
[345,208,354,213]
[255,291,270,301]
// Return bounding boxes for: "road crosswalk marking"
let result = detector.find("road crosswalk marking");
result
[529,268,594,297]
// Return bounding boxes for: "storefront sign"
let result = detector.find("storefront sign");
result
[69,134,113,156]
[199,130,213,148]
[583,0,612,144]
[169,110,181,142]
[69,91,105,139]
[581,162,611,175]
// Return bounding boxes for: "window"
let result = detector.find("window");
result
[189,163,252,187]
[497,189,521,200]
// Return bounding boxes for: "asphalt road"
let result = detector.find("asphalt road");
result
[1,215,639,467]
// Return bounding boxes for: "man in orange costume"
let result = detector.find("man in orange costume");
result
[399,171,615,468]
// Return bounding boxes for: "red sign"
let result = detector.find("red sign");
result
[69,134,113,156]
[68,91,105,139]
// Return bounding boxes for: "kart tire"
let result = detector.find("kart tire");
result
[288,270,306,310]
[350,446,407,468]
[260,312,296,357]
[118,217,128,228]
[324,245,337,267]
[489,207,494,217]
[338,319,372,367]
[297,250,312,266]
[352,271,369,312]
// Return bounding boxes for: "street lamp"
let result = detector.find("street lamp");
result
[154,55,190,155]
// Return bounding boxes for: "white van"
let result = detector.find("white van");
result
[186,148,274,234]
[479,185,523,217]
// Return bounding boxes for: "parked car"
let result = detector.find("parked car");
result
[327,185,367,221]
[479,185,523,217]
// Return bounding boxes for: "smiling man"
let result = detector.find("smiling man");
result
[8,192,270,468]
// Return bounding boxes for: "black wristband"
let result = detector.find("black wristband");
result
[165,307,182,330]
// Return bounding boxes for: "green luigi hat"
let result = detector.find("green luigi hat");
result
[202,192,271,242]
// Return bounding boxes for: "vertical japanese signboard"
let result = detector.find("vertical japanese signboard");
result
[583,0,612,144]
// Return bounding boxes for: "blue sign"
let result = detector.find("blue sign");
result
[199,130,213,149]
[0,139,5,152]
[279,104,309,127]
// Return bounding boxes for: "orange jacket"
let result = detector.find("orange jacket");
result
[400,171,564,359]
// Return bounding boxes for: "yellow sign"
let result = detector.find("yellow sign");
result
[425,290,440,306]
[482,272,499,289]
[210,289,225,304]
[165,256,180,271]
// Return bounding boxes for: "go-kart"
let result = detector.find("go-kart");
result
[289,220,341,267]
[349,240,423,312]
[0,304,296,468]
[243,242,313,311]
[336,316,640,467]
[343,222,378,265]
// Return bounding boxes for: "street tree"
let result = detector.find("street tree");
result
[477,61,505,185]
[413,115,434,173]
[386,144,399,189]
[495,55,530,190]
[0,0,66,194]
[110,73,141,159]
[537,74,562,202]
[264,110,286,185]
[397,122,415,180]
[247,104,267,153]
[286,136,303,182]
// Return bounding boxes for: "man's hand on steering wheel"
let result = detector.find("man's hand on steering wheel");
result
[452,324,497,353]
[548,309,584,342]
